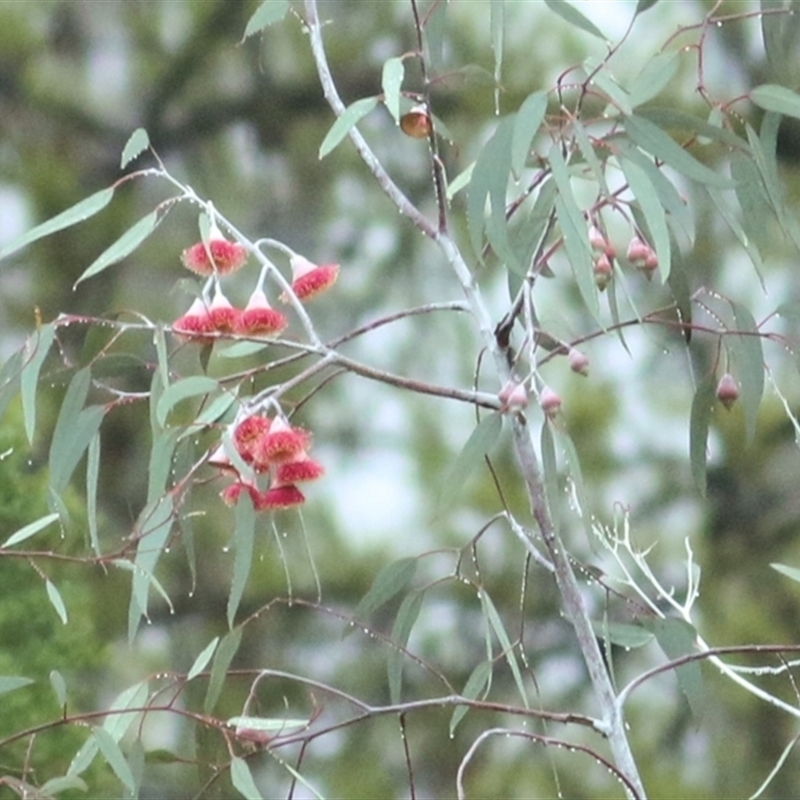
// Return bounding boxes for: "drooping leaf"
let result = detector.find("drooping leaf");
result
[353,557,417,623]
[751,83,800,120]
[381,57,405,124]
[87,432,101,556]
[319,96,380,159]
[0,348,23,426]
[544,0,606,39]
[2,512,60,548]
[728,301,765,442]
[227,492,256,629]
[155,375,220,428]
[388,591,424,704]
[0,187,114,261]
[585,57,631,115]
[147,428,180,504]
[231,755,264,799]
[644,617,705,721]
[120,128,150,169]
[128,494,175,643]
[572,117,609,195]
[74,208,165,287]
[480,589,529,708]
[204,627,243,715]
[636,107,749,150]
[437,412,503,514]
[550,144,599,318]
[423,0,448,72]
[179,391,237,438]
[635,0,659,12]
[628,51,680,109]
[242,0,289,40]
[50,669,67,707]
[511,90,547,176]
[187,637,220,682]
[46,580,68,624]
[511,177,556,273]
[39,776,88,796]
[772,562,800,584]
[761,0,800,86]
[731,148,773,259]
[93,726,136,793]
[21,322,56,444]
[625,114,735,188]
[621,157,671,281]
[0,676,34,697]
[540,419,560,529]
[450,660,493,735]
[689,372,716,495]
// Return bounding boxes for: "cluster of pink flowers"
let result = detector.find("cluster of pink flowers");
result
[173,225,339,343]
[212,414,324,511]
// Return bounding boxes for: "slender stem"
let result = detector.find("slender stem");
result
[303,2,646,796]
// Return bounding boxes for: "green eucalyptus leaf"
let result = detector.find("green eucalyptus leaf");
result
[388,591,424,704]
[751,83,800,119]
[21,323,56,444]
[93,726,136,793]
[690,372,716,495]
[3,512,60,548]
[242,0,289,40]
[772,562,800,584]
[231,755,264,799]
[0,187,114,261]
[120,128,150,169]
[544,0,606,39]
[381,57,405,124]
[319,96,379,159]
[628,51,679,108]
[187,637,220,682]
[480,589,528,708]
[354,557,417,623]
[46,580,68,624]
[227,492,256,629]
[450,660,493,735]
[0,676,34,697]
[729,301,765,442]
[156,375,220,428]
[204,627,243,715]
[511,90,547,176]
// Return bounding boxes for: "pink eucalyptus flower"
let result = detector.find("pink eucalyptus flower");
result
[234,287,288,337]
[252,416,311,466]
[220,481,261,508]
[207,288,241,334]
[172,297,214,344]
[274,450,325,484]
[181,221,247,277]
[258,483,305,510]
[233,415,272,464]
[283,255,339,302]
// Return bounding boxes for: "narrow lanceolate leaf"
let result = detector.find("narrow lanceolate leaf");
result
[381,57,405,124]
[544,0,606,39]
[147,428,180,504]
[120,128,150,169]
[187,637,220,682]
[156,375,219,428]
[480,590,529,708]
[74,208,165,288]
[46,580,68,624]
[0,348,23,426]
[242,0,289,40]
[0,187,114,261]
[490,0,504,113]
[50,669,67,707]
[450,660,493,735]
[625,114,734,189]
[731,149,773,259]
[690,372,716,495]
[729,301,765,442]
[87,432,101,556]
[2,512,60,548]
[388,591,424,704]
[635,0,660,12]
[93,726,136,793]
[128,494,174,643]
[751,84,800,120]
[761,0,800,86]
[550,144,599,318]
[354,557,417,623]
[511,91,548,176]
[628,50,679,109]
[437,413,503,514]
[231,755,263,800]
[227,492,256,629]
[644,618,705,722]
[204,627,243,714]
[585,57,631,115]
[21,323,56,444]
[50,401,106,495]
[772,562,800,584]
[621,157,671,281]
[319,96,379,159]
[540,420,560,528]
[0,676,34,696]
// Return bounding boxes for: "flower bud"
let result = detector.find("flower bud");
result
[568,348,589,376]
[716,373,739,410]
[589,224,615,258]
[593,254,613,291]
[539,386,562,419]
[498,379,528,413]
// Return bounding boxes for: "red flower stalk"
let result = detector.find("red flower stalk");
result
[284,255,339,302]
[252,416,310,465]
[173,297,214,343]
[234,287,288,337]
[207,288,241,333]
[258,483,305,510]
[274,450,325,484]
[181,221,248,277]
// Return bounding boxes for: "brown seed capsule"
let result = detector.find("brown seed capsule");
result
[400,104,432,138]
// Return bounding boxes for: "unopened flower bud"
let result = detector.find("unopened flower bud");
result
[593,254,613,291]
[498,379,528,413]
[589,224,615,258]
[716,373,739,410]
[539,386,562,419]
[568,348,589,376]
[626,235,658,279]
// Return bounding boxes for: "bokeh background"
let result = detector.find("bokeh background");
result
[2,1,800,797]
